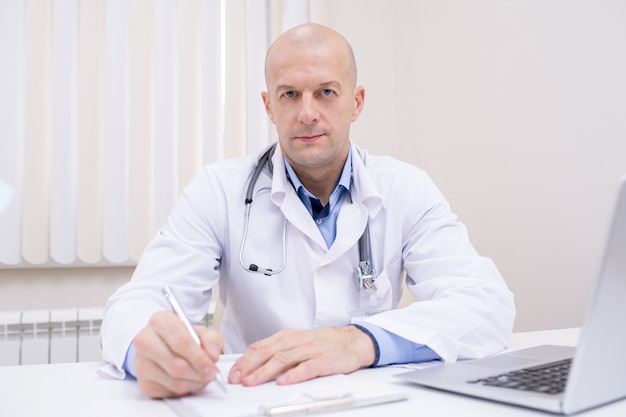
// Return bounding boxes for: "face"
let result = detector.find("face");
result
[262,31,365,177]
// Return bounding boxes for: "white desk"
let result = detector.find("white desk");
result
[1,328,624,416]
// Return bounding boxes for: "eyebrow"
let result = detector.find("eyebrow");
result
[274,80,343,93]
[318,81,342,91]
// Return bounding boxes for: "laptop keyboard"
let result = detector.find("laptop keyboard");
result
[468,358,572,395]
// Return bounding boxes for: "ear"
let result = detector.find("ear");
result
[261,91,275,123]
[351,86,365,122]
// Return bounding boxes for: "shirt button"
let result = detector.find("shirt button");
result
[316,218,323,224]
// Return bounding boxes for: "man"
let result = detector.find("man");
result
[101,22,515,398]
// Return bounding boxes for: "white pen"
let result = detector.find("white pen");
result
[162,285,228,394]
[259,393,409,416]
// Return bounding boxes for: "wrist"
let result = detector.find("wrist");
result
[348,324,378,367]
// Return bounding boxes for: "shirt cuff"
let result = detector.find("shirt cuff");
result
[123,342,137,379]
[353,322,440,366]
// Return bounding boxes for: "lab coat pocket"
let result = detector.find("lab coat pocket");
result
[352,269,393,319]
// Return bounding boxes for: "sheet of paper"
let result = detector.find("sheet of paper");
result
[168,356,406,417]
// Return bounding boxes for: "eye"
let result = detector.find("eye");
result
[283,90,296,98]
[320,89,334,96]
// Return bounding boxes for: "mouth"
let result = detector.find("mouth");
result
[294,133,324,142]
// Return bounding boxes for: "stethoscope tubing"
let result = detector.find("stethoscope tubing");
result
[239,187,287,276]
[238,143,374,285]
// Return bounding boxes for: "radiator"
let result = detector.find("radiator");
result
[0,305,216,366]
[0,307,103,366]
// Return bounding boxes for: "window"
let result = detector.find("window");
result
[0,0,310,267]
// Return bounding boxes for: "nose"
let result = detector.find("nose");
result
[297,94,319,125]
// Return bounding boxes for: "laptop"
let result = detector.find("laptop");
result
[395,175,626,415]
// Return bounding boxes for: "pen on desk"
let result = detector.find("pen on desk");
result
[259,392,409,416]
[260,394,355,416]
[162,285,228,394]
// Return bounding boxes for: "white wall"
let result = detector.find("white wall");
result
[0,267,132,311]
[2,1,626,333]
[325,0,626,331]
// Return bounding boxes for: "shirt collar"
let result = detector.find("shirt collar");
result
[283,147,353,199]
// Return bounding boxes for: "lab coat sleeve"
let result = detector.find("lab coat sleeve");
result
[100,168,225,376]
[357,172,515,363]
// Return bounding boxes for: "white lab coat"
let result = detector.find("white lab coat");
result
[101,143,515,376]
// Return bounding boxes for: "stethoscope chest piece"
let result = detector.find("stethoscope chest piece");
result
[354,262,378,293]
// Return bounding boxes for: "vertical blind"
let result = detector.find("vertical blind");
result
[0,0,311,268]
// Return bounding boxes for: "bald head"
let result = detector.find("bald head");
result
[264,23,358,88]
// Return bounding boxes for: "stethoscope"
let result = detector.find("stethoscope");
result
[238,144,378,293]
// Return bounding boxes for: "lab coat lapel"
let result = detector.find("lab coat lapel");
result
[266,142,383,254]
[323,144,383,264]
[349,144,383,215]
[323,197,368,264]
[282,191,328,249]
[269,144,328,250]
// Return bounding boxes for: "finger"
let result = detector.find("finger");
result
[254,340,337,386]
[137,378,178,399]
[228,334,280,384]
[136,355,215,398]
[133,312,216,397]
[276,358,323,385]
[230,330,303,386]
[196,326,224,362]
[240,348,301,386]
[155,312,215,377]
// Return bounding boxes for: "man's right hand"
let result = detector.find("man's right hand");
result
[132,311,224,398]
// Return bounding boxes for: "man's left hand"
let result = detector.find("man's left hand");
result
[227,326,376,386]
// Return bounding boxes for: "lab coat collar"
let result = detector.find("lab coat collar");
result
[268,144,325,248]
[258,142,385,259]
[349,143,383,219]
[267,142,382,219]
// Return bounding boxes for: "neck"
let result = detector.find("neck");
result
[296,164,343,205]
